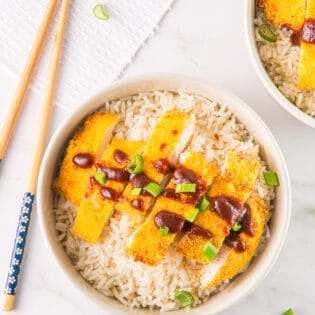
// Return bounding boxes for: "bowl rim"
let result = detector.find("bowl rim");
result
[244,0,315,128]
[37,73,291,314]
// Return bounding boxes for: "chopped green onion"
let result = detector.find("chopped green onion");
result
[174,290,194,308]
[202,241,218,261]
[282,309,294,315]
[232,222,242,232]
[185,208,199,223]
[94,170,107,185]
[144,182,163,197]
[127,154,144,174]
[159,226,169,236]
[197,196,210,212]
[131,187,142,196]
[175,183,196,193]
[258,24,277,42]
[263,171,280,186]
[93,4,110,20]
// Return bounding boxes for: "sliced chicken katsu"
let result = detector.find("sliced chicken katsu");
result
[177,152,260,264]
[54,112,118,206]
[71,139,145,244]
[200,197,269,289]
[115,110,194,220]
[125,149,218,266]
[298,0,315,89]
[259,0,305,30]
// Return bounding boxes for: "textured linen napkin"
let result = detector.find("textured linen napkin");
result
[0,1,174,110]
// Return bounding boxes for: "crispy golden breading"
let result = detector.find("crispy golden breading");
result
[125,212,178,265]
[143,110,194,182]
[259,0,305,30]
[71,183,117,244]
[54,112,118,206]
[115,110,194,219]
[208,152,260,202]
[71,139,145,244]
[125,150,218,266]
[114,184,153,223]
[297,44,315,89]
[177,152,260,264]
[177,210,229,264]
[297,0,315,89]
[200,197,269,289]
[167,149,219,190]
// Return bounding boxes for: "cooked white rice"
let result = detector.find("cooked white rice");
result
[54,91,274,311]
[255,10,315,117]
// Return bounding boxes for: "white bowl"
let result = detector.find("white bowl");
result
[245,0,315,128]
[37,74,291,314]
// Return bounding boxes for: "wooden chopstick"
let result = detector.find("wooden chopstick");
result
[0,0,58,165]
[3,0,71,311]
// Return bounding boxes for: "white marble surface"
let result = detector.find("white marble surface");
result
[0,1,314,314]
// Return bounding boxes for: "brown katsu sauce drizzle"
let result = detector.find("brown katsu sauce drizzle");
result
[171,166,207,204]
[224,203,254,252]
[173,166,198,185]
[100,187,119,201]
[290,31,301,46]
[131,198,144,211]
[89,156,130,202]
[130,173,151,188]
[182,192,205,205]
[239,204,255,237]
[154,211,185,233]
[183,222,213,239]
[282,19,315,46]
[89,176,120,201]
[73,153,94,168]
[162,188,180,199]
[174,166,207,190]
[212,195,244,225]
[302,19,315,44]
[224,232,246,252]
[282,24,301,46]
[130,173,158,204]
[113,149,129,164]
[153,158,173,174]
[96,164,130,182]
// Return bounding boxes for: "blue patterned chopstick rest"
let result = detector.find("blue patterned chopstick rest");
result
[4,192,35,295]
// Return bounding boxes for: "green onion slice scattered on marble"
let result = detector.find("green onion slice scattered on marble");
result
[93,4,110,20]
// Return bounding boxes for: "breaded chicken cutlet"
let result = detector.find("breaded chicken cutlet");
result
[54,107,272,293]
[71,139,145,244]
[297,0,315,89]
[200,197,269,289]
[115,110,194,221]
[54,112,118,206]
[177,152,260,264]
[125,149,218,266]
[259,0,305,30]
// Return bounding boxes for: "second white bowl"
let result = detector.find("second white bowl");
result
[245,0,315,128]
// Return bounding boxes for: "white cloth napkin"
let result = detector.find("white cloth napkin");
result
[0,0,174,110]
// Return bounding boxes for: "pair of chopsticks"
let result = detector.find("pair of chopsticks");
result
[2,0,70,311]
